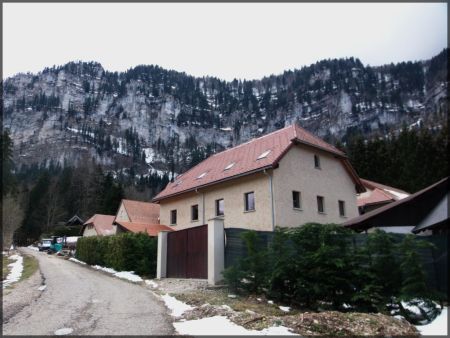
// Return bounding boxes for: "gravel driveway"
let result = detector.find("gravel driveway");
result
[2,248,174,335]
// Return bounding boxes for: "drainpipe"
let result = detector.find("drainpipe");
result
[263,169,275,231]
[195,188,206,224]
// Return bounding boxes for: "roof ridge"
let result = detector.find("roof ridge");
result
[211,124,294,157]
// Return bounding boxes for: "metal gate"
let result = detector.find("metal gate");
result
[167,224,208,279]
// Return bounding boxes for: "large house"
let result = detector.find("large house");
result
[357,178,410,214]
[114,199,173,236]
[153,123,365,231]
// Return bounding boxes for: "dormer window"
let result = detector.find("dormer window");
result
[224,162,235,170]
[197,172,207,179]
[257,149,271,160]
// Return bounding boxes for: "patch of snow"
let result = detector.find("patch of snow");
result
[401,301,422,315]
[173,315,296,336]
[162,294,194,317]
[220,127,232,132]
[221,304,233,311]
[279,306,291,312]
[386,189,409,200]
[69,258,86,265]
[145,280,158,288]
[3,254,24,288]
[27,245,39,251]
[54,328,73,335]
[114,271,143,283]
[267,300,274,305]
[228,294,237,299]
[37,285,47,291]
[415,307,447,336]
[92,265,117,274]
[143,148,155,164]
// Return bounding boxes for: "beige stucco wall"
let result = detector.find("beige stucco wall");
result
[82,225,98,237]
[159,172,273,231]
[273,145,359,227]
[115,203,130,222]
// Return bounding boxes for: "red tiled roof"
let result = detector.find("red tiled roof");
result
[360,178,409,195]
[83,214,115,236]
[116,221,173,237]
[153,123,363,201]
[357,188,395,207]
[121,199,160,224]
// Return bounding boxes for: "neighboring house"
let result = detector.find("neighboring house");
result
[153,123,365,231]
[114,199,173,236]
[357,178,410,214]
[344,177,449,235]
[65,215,84,227]
[81,214,116,236]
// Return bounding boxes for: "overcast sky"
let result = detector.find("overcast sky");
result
[2,2,447,80]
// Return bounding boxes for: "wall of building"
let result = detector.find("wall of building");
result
[115,203,130,222]
[272,145,359,227]
[82,225,98,237]
[159,172,273,231]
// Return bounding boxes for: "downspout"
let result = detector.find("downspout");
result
[195,188,205,224]
[263,169,275,231]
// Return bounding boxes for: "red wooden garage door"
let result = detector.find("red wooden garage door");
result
[167,224,207,279]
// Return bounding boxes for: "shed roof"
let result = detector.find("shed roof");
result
[153,123,364,201]
[345,177,449,231]
[120,199,160,224]
[82,214,115,236]
[115,221,173,237]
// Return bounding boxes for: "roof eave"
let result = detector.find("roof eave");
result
[153,165,274,202]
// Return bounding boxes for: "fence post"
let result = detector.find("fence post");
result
[157,231,168,279]
[208,217,225,285]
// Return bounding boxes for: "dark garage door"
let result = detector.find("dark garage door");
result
[167,224,207,279]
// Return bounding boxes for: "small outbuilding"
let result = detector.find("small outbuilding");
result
[81,214,116,237]
[114,199,172,236]
[344,177,448,234]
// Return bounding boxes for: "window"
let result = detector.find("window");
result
[314,154,321,169]
[224,162,235,170]
[317,196,325,213]
[257,149,271,160]
[216,199,224,216]
[170,210,177,225]
[191,204,199,221]
[339,200,346,217]
[292,191,301,209]
[244,192,255,211]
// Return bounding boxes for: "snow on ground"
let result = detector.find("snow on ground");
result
[279,306,291,312]
[3,254,24,288]
[69,259,142,282]
[161,294,194,317]
[145,280,158,288]
[415,307,448,336]
[69,257,86,265]
[114,271,143,283]
[27,245,39,252]
[173,315,296,336]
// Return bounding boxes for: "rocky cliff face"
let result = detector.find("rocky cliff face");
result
[3,49,447,177]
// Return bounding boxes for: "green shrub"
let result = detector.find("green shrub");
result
[75,232,158,277]
[223,223,441,318]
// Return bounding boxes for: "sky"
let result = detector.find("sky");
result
[2,2,448,81]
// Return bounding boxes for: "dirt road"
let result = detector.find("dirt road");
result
[2,248,173,335]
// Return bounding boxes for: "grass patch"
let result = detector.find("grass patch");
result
[20,255,39,281]
[2,256,12,280]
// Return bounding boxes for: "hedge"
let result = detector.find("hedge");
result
[75,232,158,277]
[223,223,444,324]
